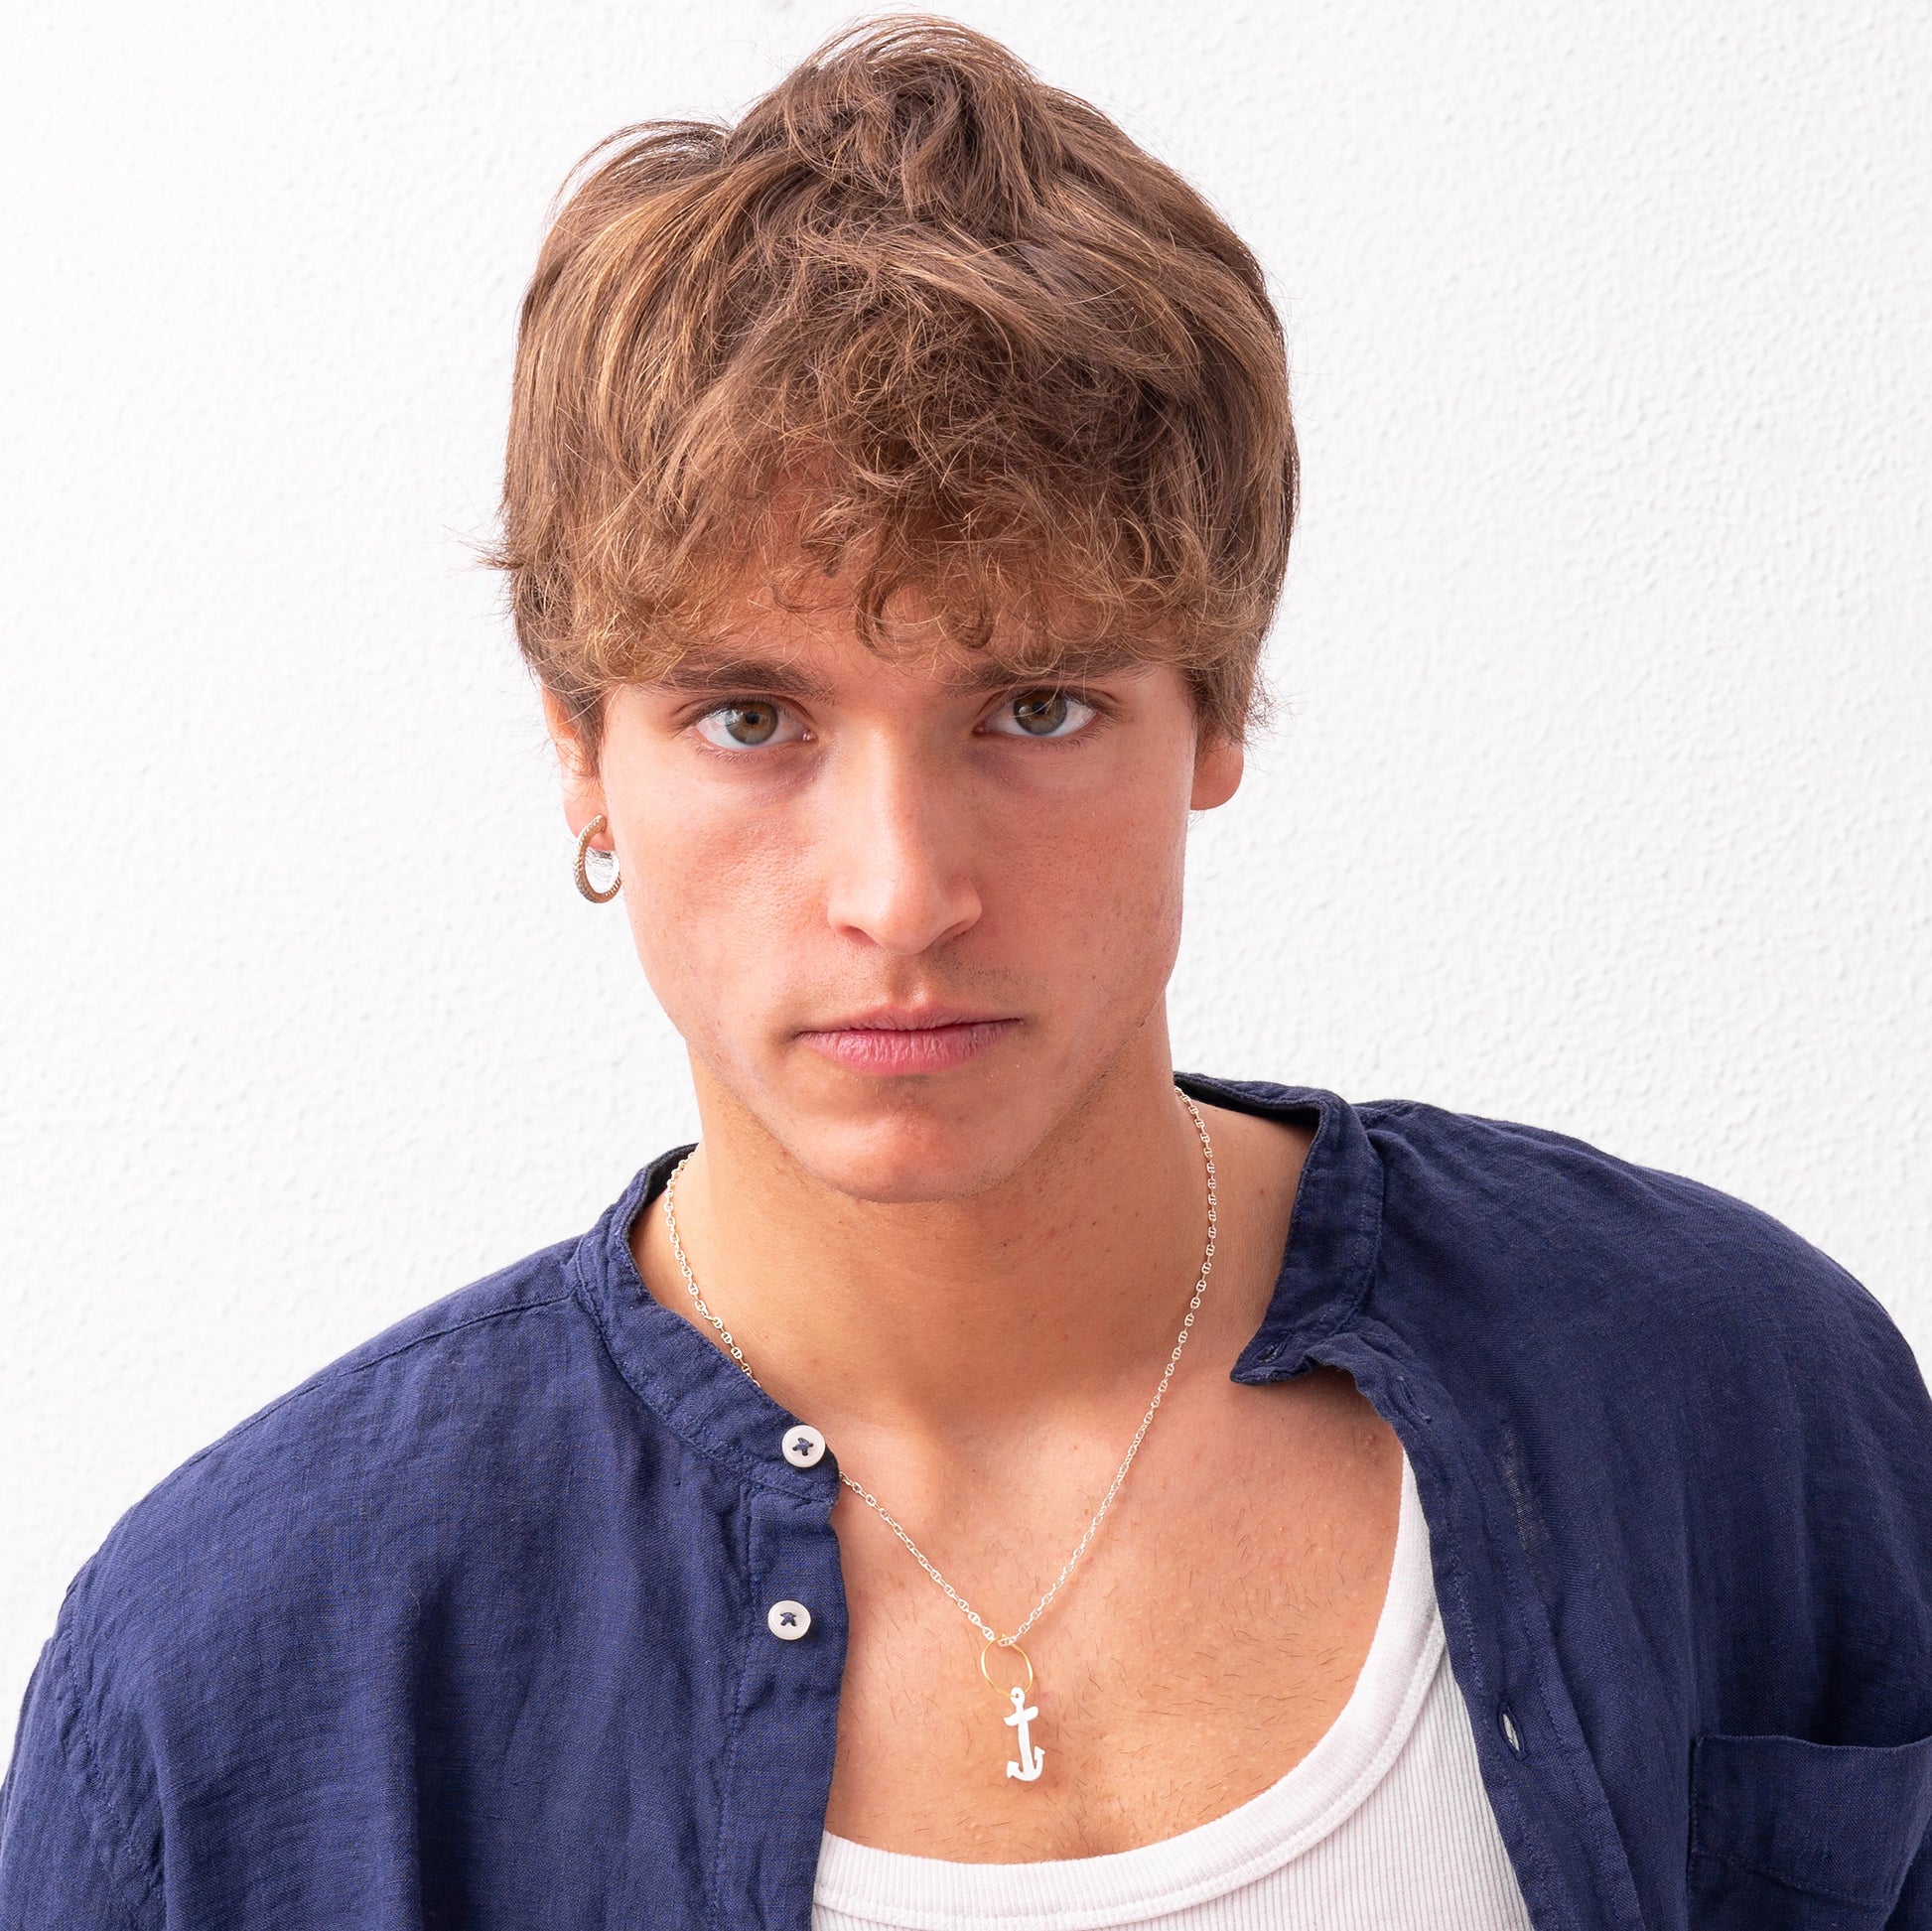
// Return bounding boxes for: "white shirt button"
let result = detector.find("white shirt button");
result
[767,1599,812,1640]
[780,1424,827,1468]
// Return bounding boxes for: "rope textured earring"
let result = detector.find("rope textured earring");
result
[573,815,621,903]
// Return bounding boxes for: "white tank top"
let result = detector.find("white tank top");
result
[812,1448,1535,1930]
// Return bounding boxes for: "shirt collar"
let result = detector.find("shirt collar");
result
[568,1075,1384,1491]
[1171,1073,1386,1382]
[567,1138,832,1504]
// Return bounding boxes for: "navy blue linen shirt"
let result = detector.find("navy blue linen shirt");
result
[5,1074,1932,1930]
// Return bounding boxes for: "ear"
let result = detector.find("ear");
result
[541,687,608,837]
[1188,729,1244,811]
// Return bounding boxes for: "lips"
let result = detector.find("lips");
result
[795,1006,1021,1074]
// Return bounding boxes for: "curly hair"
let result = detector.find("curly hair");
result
[483,14,1297,748]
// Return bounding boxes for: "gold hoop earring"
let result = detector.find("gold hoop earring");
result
[574,814,621,903]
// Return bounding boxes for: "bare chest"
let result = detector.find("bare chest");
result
[821,1375,1403,1861]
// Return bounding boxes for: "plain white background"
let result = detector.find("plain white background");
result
[3,0,1927,1743]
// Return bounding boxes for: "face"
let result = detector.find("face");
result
[548,580,1243,1203]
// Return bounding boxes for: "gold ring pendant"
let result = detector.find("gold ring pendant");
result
[979,1635,1035,1699]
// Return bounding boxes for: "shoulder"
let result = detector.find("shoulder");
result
[1356,1095,1925,1426]
[55,1230,615,1700]
[100,1234,583,1531]
[1362,1091,1800,1248]
[1361,1093,1879,1317]
[8,1225,659,1919]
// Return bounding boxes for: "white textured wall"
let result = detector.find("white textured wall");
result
[3,0,1927,1738]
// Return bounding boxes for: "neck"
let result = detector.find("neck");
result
[637,1027,1222,1442]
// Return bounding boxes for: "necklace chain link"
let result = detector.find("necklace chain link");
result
[660,1086,1217,1650]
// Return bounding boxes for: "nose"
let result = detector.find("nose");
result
[818,731,982,955]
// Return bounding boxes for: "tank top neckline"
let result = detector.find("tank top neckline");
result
[813,1448,1442,1929]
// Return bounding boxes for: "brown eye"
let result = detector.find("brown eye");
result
[1013,691,1069,736]
[694,700,802,750]
[986,689,1098,740]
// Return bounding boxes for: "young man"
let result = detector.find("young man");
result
[5,17,1931,1931]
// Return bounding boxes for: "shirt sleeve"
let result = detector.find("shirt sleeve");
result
[0,1633,151,1931]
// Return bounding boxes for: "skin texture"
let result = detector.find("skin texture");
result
[547,578,1402,1859]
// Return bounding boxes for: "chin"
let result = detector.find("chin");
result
[782,1084,1047,1203]
[723,1046,1069,1203]
[789,1134,1030,1204]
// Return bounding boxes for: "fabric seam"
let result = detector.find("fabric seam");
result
[48,1621,160,1930]
[149,1292,581,1486]
[1689,1843,1889,1911]
[707,1489,759,1931]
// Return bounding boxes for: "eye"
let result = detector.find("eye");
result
[984,688,1099,740]
[692,700,805,750]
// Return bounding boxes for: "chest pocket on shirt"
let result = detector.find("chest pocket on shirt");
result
[1688,1729,1932,1928]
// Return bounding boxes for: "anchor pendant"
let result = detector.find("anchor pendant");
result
[1004,1685,1045,1782]
[981,1636,1045,1784]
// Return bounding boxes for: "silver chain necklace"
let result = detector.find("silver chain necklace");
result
[659,1084,1218,1784]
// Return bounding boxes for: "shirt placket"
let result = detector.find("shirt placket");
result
[709,1441,850,1930]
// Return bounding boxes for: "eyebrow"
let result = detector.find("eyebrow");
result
[643,656,838,701]
[641,649,1144,701]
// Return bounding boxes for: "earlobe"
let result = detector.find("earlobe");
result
[1189,733,1245,811]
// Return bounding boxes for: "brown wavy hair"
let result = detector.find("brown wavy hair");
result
[483,15,1297,750]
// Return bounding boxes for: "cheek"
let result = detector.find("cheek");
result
[982,772,1188,974]
[609,773,808,1013]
